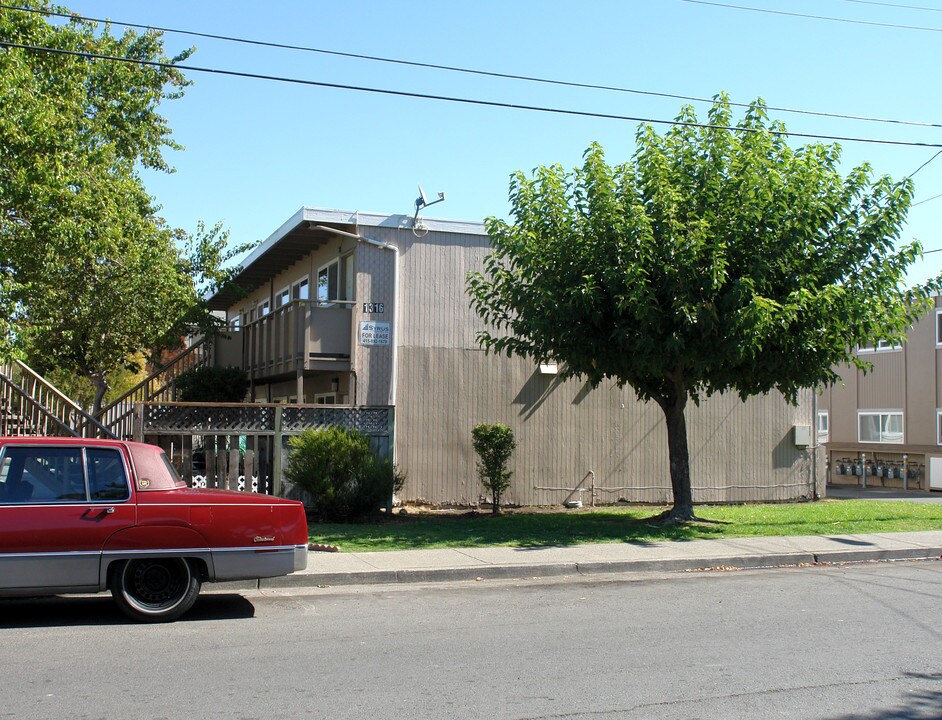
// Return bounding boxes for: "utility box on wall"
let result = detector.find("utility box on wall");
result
[793,424,812,447]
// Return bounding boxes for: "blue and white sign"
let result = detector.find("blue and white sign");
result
[359,321,391,346]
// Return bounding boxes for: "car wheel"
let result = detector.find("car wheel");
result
[111,558,201,622]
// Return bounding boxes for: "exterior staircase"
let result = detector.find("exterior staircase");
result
[0,339,211,440]
[95,338,211,439]
[0,361,115,438]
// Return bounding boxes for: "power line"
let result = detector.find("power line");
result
[912,191,942,207]
[838,0,942,13]
[3,3,942,131]
[907,149,942,178]
[4,40,942,149]
[681,0,942,32]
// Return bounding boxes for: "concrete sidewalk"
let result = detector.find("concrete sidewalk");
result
[252,530,942,590]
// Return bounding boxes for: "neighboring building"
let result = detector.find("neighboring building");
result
[821,296,942,492]
[206,207,822,506]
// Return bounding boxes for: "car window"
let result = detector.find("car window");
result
[0,446,85,503]
[86,448,131,501]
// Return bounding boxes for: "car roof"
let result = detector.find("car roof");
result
[0,437,158,453]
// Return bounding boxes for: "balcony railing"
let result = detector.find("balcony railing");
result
[243,300,353,379]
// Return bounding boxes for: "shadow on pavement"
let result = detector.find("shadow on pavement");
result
[826,537,875,547]
[825,673,942,720]
[0,593,256,628]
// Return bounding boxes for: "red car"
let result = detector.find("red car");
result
[0,437,309,622]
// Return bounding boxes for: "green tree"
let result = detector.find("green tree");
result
[0,4,248,412]
[468,95,939,522]
[471,423,517,514]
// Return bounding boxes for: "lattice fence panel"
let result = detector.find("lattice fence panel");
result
[143,404,277,434]
[140,403,393,495]
[281,406,390,434]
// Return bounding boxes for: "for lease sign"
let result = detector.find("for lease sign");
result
[359,321,391,346]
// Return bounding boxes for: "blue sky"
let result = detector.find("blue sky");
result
[62,0,942,285]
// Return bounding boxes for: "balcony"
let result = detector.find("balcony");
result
[240,300,353,380]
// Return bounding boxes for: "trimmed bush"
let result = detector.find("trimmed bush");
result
[175,365,250,403]
[471,423,516,514]
[285,427,404,521]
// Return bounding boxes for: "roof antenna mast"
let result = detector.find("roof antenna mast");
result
[412,184,445,237]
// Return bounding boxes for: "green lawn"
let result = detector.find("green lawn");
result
[308,500,942,552]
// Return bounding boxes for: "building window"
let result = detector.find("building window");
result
[817,411,829,441]
[857,341,901,353]
[937,410,942,445]
[274,286,290,309]
[292,277,309,301]
[230,315,241,331]
[258,300,270,317]
[858,411,903,444]
[317,255,354,305]
[936,310,942,347]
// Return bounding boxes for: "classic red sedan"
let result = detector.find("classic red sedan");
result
[0,436,309,622]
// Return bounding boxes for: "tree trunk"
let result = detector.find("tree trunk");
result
[91,375,109,417]
[657,390,696,522]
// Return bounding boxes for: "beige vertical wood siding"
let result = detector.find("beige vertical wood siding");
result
[396,348,815,505]
[353,242,395,406]
[906,304,936,446]
[856,351,905,409]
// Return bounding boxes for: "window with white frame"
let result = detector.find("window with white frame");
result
[817,410,829,441]
[229,315,240,331]
[857,340,901,353]
[937,410,942,445]
[317,255,354,305]
[274,286,290,309]
[258,300,270,317]
[858,411,903,443]
[292,277,309,301]
[936,310,942,347]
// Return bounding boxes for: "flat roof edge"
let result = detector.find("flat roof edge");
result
[300,207,488,236]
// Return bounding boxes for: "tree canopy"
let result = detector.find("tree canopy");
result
[0,3,246,412]
[467,95,940,521]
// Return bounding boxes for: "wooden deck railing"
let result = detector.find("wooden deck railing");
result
[243,300,353,379]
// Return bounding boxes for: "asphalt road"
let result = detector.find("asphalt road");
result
[1,562,941,720]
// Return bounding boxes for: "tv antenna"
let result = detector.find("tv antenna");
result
[412,184,445,236]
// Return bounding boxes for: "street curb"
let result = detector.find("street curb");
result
[811,547,942,564]
[247,547,942,589]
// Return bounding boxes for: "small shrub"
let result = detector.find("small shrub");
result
[175,365,249,403]
[471,423,516,514]
[285,427,404,521]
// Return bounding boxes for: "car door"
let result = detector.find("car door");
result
[0,444,137,591]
